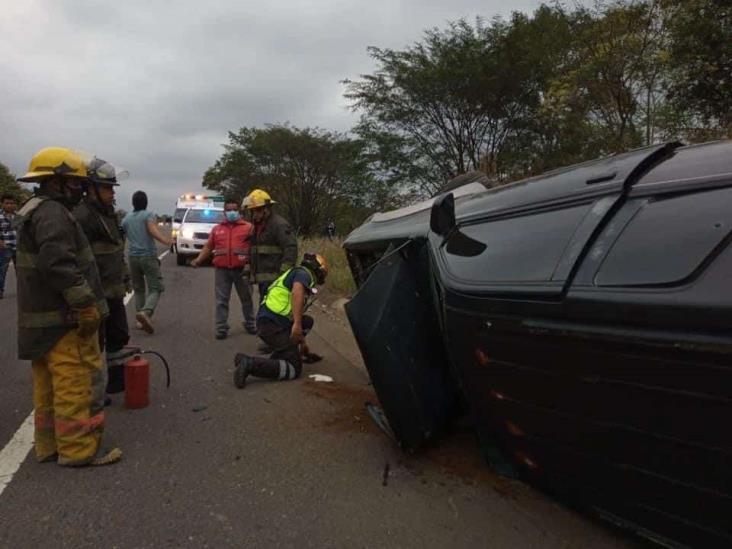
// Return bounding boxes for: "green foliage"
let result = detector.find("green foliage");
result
[345,0,730,190]
[498,5,605,177]
[663,0,732,136]
[203,125,392,236]
[0,162,29,202]
[345,19,525,195]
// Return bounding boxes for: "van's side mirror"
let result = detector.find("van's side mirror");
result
[430,193,456,236]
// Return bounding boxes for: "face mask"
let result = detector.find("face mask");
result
[225,211,240,222]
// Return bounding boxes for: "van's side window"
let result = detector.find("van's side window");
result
[443,203,592,283]
[595,187,732,287]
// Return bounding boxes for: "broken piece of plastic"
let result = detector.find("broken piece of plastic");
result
[365,402,397,444]
[308,374,333,383]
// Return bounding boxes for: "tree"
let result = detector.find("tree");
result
[662,0,732,138]
[0,162,28,201]
[545,1,675,153]
[496,5,604,178]
[345,19,530,196]
[203,125,383,236]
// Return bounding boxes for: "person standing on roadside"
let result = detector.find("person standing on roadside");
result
[0,194,18,299]
[242,189,297,302]
[15,147,120,466]
[74,158,130,398]
[191,199,256,339]
[121,190,172,334]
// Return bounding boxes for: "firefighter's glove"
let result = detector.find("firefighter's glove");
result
[75,305,101,338]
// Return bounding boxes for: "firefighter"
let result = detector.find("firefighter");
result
[233,252,328,387]
[73,157,131,400]
[241,189,298,301]
[15,147,121,466]
[190,198,257,338]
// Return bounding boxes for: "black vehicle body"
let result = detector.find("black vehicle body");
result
[343,141,732,548]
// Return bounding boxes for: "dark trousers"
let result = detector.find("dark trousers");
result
[257,281,272,303]
[98,297,131,394]
[0,248,15,296]
[215,267,255,334]
[249,315,314,380]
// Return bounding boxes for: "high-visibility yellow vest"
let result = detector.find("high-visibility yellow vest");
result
[263,268,315,319]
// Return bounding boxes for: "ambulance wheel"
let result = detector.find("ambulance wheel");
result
[176,253,187,266]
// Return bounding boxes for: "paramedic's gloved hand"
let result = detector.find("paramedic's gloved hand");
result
[75,305,101,338]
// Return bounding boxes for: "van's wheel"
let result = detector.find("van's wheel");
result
[176,253,187,266]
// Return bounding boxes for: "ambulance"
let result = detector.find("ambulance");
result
[173,193,225,265]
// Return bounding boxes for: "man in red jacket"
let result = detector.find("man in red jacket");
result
[191,199,256,339]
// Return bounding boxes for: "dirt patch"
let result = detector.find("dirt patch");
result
[413,431,525,498]
[302,379,525,497]
[310,286,347,309]
[302,379,381,435]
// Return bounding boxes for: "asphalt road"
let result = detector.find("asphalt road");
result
[0,246,640,548]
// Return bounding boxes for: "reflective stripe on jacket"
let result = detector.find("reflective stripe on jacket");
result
[250,213,297,283]
[73,199,128,299]
[263,268,315,320]
[210,219,253,269]
[15,193,108,360]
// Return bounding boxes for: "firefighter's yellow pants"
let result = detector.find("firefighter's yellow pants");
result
[32,328,106,466]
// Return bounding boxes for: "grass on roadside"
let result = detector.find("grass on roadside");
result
[300,236,356,297]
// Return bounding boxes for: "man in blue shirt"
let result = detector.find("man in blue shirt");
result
[233,253,328,387]
[0,194,18,299]
[121,191,172,333]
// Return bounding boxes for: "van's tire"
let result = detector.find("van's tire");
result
[176,253,187,266]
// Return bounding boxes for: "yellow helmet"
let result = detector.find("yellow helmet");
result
[302,252,328,284]
[242,188,276,210]
[17,147,88,182]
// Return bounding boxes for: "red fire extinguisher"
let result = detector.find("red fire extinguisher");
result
[124,350,171,409]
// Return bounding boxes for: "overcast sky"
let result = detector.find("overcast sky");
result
[2,0,550,213]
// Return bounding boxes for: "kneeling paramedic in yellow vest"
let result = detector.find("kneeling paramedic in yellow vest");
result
[15,147,122,466]
[233,253,328,387]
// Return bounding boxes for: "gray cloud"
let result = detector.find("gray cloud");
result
[2,0,546,213]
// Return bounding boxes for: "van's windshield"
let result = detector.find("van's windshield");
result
[184,209,224,224]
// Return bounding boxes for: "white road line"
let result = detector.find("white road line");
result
[0,248,171,497]
[0,415,34,496]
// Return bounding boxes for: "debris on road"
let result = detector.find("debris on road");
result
[191,405,208,412]
[308,374,333,383]
[365,402,396,443]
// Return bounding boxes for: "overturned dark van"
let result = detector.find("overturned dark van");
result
[343,140,732,548]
